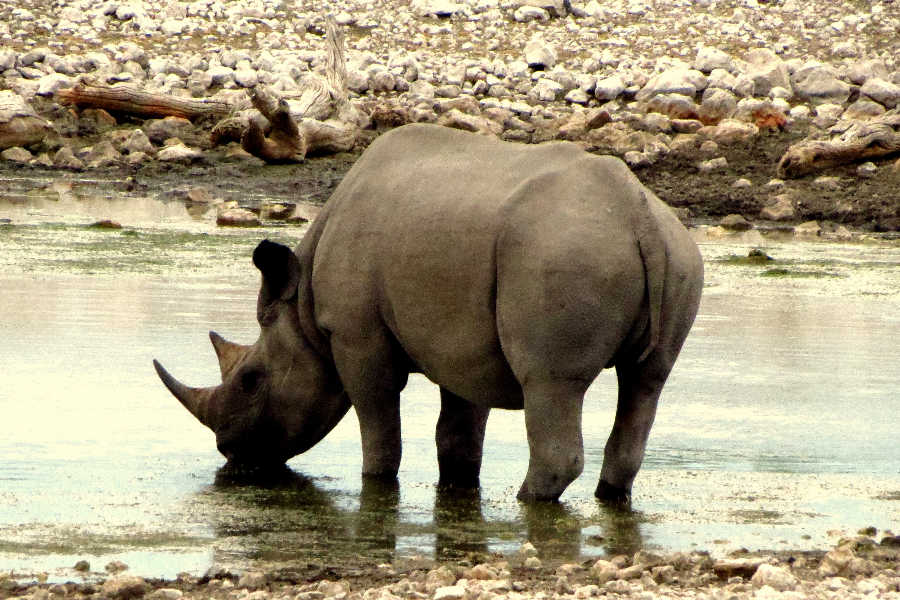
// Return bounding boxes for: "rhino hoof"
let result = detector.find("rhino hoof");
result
[594,480,632,505]
[438,459,481,489]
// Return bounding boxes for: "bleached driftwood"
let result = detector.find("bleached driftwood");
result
[230,14,359,163]
[58,80,233,120]
[778,115,900,178]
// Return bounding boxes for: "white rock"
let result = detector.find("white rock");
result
[36,73,73,97]
[433,586,466,600]
[0,49,17,72]
[861,78,900,109]
[409,0,467,17]
[515,6,550,22]
[635,69,707,102]
[699,157,728,172]
[594,75,625,101]
[518,542,538,556]
[234,69,259,88]
[745,48,792,97]
[207,66,235,86]
[157,144,203,163]
[524,36,557,69]
[751,563,797,591]
[694,47,734,74]
[160,19,186,36]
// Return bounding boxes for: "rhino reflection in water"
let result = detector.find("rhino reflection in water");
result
[154,123,703,503]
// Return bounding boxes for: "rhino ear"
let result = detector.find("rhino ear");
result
[253,239,301,326]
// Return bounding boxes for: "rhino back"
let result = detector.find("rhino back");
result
[309,125,669,406]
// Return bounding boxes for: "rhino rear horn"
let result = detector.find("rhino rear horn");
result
[153,359,218,430]
[209,331,251,379]
[253,240,302,326]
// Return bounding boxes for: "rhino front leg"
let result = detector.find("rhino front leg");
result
[517,377,590,502]
[595,361,669,504]
[436,388,490,488]
[331,336,408,479]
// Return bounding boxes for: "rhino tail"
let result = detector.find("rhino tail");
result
[635,191,666,364]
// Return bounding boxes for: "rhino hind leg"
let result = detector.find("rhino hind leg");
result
[436,387,490,488]
[595,358,672,505]
[517,377,591,502]
[596,257,702,505]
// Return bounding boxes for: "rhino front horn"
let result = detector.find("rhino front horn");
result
[153,359,217,430]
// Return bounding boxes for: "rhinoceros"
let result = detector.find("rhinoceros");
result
[154,123,704,502]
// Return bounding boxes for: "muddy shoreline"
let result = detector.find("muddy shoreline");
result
[2,121,900,237]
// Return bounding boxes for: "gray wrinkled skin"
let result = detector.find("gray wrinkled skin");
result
[155,124,704,503]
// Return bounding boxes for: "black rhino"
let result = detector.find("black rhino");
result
[154,123,704,502]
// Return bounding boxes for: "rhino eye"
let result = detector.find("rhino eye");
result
[240,370,262,394]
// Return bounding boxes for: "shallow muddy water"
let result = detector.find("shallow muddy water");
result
[1,189,899,583]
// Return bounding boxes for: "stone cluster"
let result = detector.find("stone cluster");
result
[1,0,900,226]
[3,533,900,600]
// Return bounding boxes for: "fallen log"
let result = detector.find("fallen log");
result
[58,80,234,120]
[777,114,900,178]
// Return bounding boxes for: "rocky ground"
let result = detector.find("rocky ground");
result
[2,0,900,231]
[2,532,900,600]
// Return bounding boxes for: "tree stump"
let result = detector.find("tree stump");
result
[235,14,359,163]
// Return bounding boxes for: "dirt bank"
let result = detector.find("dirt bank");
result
[2,122,899,236]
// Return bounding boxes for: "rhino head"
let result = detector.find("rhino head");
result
[154,240,351,466]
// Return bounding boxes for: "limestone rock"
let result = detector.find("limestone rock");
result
[713,557,765,578]
[751,564,798,592]
[523,36,557,70]
[409,0,468,17]
[843,99,885,120]
[636,69,707,102]
[125,129,155,154]
[512,0,565,18]
[646,94,699,121]
[694,48,735,75]
[85,140,121,167]
[53,146,84,169]
[237,571,267,589]
[712,119,759,143]
[699,157,727,173]
[860,78,900,109]
[699,88,737,125]
[594,75,625,101]
[590,559,619,584]
[0,90,53,150]
[1,146,33,163]
[101,577,149,600]
[156,144,204,163]
[438,109,502,136]
[143,116,194,144]
[433,586,465,600]
[745,48,791,97]
[218,207,260,227]
[760,195,797,221]
[794,221,821,236]
[848,59,890,86]
[791,64,851,106]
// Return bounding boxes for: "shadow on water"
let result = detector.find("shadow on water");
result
[201,464,650,573]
